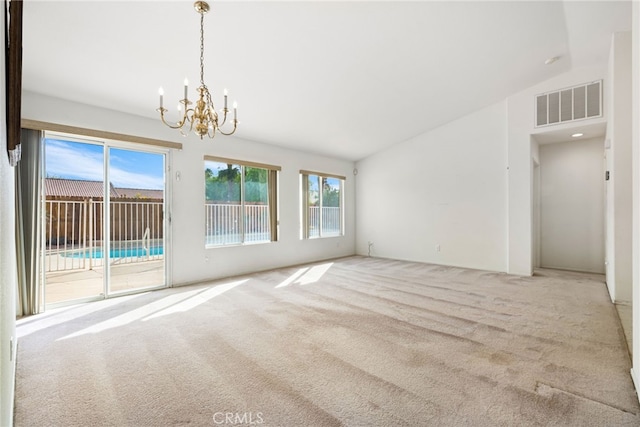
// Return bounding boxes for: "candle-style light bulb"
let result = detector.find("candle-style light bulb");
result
[183,78,189,100]
[233,101,238,121]
[224,88,228,110]
[158,87,164,109]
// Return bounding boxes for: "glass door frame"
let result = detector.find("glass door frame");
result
[104,142,171,298]
[42,131,171,309]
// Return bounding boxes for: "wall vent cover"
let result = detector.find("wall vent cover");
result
[535,80,602,127]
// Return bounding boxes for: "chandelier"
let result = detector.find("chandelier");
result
[157,1,237,139]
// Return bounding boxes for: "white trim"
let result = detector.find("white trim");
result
[8,336,17,427]
[24,119,182,150]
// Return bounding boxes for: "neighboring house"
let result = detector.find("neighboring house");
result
[44,178,164,245]
[45,177,163,201]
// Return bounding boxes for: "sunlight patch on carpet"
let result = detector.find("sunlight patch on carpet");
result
[57,287,208,340]
[276,263,333,288]
[275,268,309,288]
[17,293,146,339]
[143,279,248,321]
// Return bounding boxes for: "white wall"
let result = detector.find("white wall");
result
[0,14,17,425]
[0,135,16,427]
[539,138,605,274]
[355,101,508,273]
[531,139,540,269]
[507,65,607,275]
[360,65,609,276]
[631,0,640,395]
[606,32,633,303]
[22,91,356,286]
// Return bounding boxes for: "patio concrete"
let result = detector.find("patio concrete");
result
[45,259,165,304]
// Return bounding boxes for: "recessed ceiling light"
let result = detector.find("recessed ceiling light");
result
[571,133,584,138]
[545,56,561,65]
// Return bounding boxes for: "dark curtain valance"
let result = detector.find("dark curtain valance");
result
[6,0,23,166]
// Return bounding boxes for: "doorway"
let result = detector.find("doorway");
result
[42,133,168,306]
[537,137,605,273]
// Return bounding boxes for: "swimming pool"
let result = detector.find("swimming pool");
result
[64,246,164,259]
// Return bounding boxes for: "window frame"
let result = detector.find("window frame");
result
[205,155,280,247]
[300,170,345,239]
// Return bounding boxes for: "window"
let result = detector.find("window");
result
[205,156,279,246]
[301,171,344,238]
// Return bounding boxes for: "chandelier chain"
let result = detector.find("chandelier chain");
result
[200,11,205,86]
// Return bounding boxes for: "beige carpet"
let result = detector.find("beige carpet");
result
[14,256,640,426]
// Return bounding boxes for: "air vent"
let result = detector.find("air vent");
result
[535,80,602,127]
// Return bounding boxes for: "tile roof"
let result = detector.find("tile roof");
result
[45,178,118,198]
[45,178,163,200]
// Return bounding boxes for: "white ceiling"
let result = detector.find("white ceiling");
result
[22,1,631,161]
[532,121,608,145]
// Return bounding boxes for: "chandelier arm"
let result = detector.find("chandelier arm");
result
[186,109,198,135]
[204,109,218,137]
[217,121,237,136]
[207,124,216,139]
[157,107,189,130]
[207,108,218,124]
[218,108,228,127]
[180,109,196,137]
[203,88,227,126]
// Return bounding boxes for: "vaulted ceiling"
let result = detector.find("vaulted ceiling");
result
[22,1,631,161]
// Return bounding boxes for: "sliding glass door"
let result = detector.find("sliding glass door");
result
[107,147,166,294]
[42,134,168,306]
[43,136,106,304]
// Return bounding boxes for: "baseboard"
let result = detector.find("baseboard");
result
[8,337,17,427]
[615,301,632,306]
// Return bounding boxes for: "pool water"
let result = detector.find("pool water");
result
[65,246,164,259]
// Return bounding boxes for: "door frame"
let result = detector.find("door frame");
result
[42,131,171,309]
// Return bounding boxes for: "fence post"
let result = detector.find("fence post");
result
[89,198,93,271]
[83,198,88,269]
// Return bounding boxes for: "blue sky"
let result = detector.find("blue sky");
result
[45,138,164,190]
